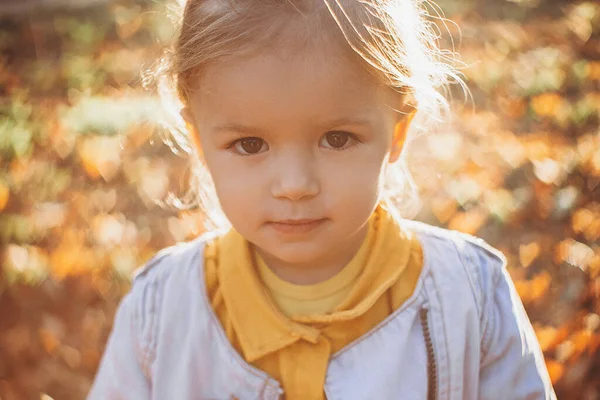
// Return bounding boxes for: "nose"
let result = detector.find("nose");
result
[270,150,320,201]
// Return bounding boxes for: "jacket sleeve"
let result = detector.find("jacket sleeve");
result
[87,292,151,400]
[475,243,556,400]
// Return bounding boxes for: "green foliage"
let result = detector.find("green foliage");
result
[60,95,161,136]
[0,96,35,160]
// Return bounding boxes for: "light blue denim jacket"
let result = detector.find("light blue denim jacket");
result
[88,221,556,399]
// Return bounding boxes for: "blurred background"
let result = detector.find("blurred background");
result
[0,0,598,398]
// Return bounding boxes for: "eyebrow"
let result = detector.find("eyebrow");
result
[212,123,264,135]
[322,116,374,128]
[212,117,374,135]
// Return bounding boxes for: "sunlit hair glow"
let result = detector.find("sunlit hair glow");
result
[144,0,465,230]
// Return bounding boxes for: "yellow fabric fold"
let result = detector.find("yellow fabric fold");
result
[203,205,424,399]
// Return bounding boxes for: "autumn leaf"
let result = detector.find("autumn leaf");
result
[0,181,9,211]
[531,93,564,118]
[545,359,565,384]
[447,208,488,235]
[519,241,541,268]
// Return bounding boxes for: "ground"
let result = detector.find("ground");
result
[0,0,599,398]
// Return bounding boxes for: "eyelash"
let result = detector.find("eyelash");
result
[227,137,268,156]
[226,131,360,156]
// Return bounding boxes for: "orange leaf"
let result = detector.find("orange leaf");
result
[77,137,122,182]
[535,325,559,352]
[519,242,541,268]
[530,271,552,301]
[586,61,600,81]
[499,97,527,119]
[571,329,593,360]
[50,234,99,279]
[39,328,60,354]
[77,140,101,180]
[514,279,532,303]
[531,93,564,118]
[571,207,595,234]
[0,182,9,211]
[447,208,488,235]
[545,359,564,384]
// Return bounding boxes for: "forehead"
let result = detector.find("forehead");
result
[188,43,399,128]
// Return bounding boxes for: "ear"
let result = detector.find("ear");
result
[389,108,416,163]
[180,107,203,156]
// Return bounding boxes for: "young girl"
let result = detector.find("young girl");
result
[89,0,556,399]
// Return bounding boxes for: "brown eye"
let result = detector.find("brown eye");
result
[235,137,267,154]
[323,131,350,149]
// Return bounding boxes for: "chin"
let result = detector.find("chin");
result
[262,241,328,265]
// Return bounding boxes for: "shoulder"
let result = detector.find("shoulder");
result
[403,219,506,267]
[401,220,507,309]
[119,230,223,361]
[131,229,223,287]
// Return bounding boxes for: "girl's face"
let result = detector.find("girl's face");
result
[183,42,408,275]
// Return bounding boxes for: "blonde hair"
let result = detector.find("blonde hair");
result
[145,0,465,229]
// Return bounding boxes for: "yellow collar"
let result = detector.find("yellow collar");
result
[218,229,318,362]
[216,206,414,362]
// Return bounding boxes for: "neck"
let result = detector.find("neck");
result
[253,223,369,285]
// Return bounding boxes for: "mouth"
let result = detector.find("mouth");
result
[266,218,328,234]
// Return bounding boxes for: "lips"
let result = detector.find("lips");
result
[274,219,323,225]
[267,218,327,234]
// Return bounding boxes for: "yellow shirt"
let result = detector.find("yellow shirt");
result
[204,206,423,399]
[254,214,374,317]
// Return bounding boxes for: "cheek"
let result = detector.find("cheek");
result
[212,177,258,228]
[204,151,251,189]
[322,153,387,203]
[203,155,265,215]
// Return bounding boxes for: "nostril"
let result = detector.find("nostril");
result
[271,175,320,201]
